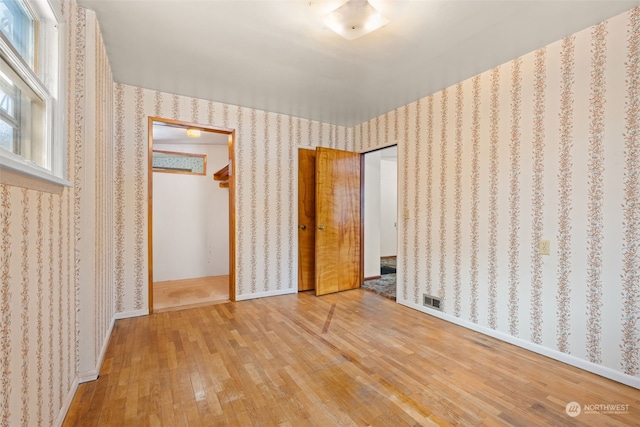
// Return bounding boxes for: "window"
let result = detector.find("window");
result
[0,62,45,162]
[0,0,66,185]
[0,0,35,67]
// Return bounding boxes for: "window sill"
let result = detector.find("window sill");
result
[0,151,71,194]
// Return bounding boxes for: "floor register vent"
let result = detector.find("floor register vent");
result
[423,294,442,310]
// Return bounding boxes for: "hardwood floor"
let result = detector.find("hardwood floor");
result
[153,275,229,313]
[64,289,640,426]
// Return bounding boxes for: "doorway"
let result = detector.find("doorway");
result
[148,117,236,313]
[362,145,398,300]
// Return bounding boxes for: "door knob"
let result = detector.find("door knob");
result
[318,225,325,230]
[300,224,306,230]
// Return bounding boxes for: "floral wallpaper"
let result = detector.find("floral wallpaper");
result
[586,21,607,366]
[113,83,353,307]
[357,7,640,382]
[0,2,116,426]
[621,6,640,377]
[556,35,576,354]
[2,6,639,427]
[530,47,546,345]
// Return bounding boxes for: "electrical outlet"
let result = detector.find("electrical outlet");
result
[539,239,550,255]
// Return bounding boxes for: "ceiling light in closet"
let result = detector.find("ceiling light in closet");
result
[186,128,201,138]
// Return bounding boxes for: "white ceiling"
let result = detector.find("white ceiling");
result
[152,122,229,145]
[78,0,640,127]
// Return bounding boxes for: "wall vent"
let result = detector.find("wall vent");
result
[423,294,442,310]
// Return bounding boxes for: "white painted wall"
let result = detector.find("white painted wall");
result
[152,142,229,281]
[364,151,381,278]
[380,158,398,257]
[364,148,398,276]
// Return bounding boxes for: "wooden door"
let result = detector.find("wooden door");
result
[315,147,361,296]
[298,148,316,291]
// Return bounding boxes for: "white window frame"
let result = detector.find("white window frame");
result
[0,0,69,187]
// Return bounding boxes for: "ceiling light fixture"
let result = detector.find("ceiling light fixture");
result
[186,128,201,138]
[311,0,391,40]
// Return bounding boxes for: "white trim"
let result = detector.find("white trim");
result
[54,375,79,427]
[0,150,72,186]
[77,315,116,383]
[77,310,147,384]
[77,369,98,384]
[359,140,399,154]
[52,1,67,179]
[236,288,297,301]
[113,309,148,320]
[0,0,67,181]
[33,0,61,23]
[0,34,51,101]
[398,299,640,390]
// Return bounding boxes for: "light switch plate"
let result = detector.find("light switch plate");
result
[539,239,550,255]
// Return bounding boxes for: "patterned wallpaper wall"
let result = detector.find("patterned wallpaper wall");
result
[2,4,637,427]
[0,186,74,427]
[79,7,116,381]
[113,84,353,308]
[356,8,639,382]
[0,2,115,426]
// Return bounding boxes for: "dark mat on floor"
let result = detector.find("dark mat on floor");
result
[362,274,396,300]
[381,266,396,275]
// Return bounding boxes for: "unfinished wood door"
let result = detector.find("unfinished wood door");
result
[315,147,361,296]
[298,148,316,291]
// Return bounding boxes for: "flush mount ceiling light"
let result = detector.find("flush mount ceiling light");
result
[186,128,201,138]
[311,0,391,40]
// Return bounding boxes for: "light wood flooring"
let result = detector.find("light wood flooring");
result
[153,275,229,313]
[64,289,640,426]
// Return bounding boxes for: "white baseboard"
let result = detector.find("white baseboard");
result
[77,369,98,383]
[113,308,148,320]
[54,375,79,427]
[398,299,640,390]
[77,315,116,383]
[78,309,147,384]
[236,288,297,301]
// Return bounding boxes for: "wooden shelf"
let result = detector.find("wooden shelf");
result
[213,164,229,181]
[213,164,229,188]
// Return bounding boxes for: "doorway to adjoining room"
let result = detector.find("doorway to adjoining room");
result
[362,145,397,300]
[149,118,232,312]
